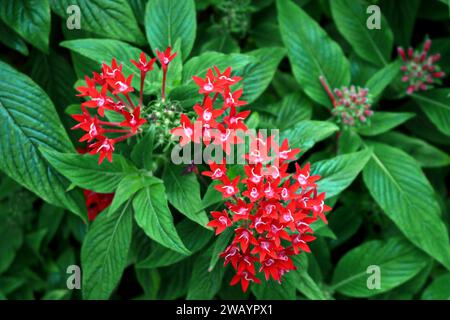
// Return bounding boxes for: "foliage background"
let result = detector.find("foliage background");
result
[0,0,449,300]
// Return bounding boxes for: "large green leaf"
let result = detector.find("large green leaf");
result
[365,60,401,99]
[421,273,450,300]
[186,247,225,300]
[363,143,450,270]
[50,0,145,45]
[331,0,393,67]
[280,120,339,154]
[277,0,350,107]
[375,132,450,168]
[162,163,209,227]
[41,149,134,194]
[381,0,420,47]
[145,0,196,59]
[312,149,371,198]
[0,61,85,218]
[0,218,23,274]
[356,112,415,136]
[133,178,190,254]
[0,0,50,52]
[138,219,212,268]
[81,201,133,299]
[182,51,254,84]
[241,47,285,103]
[332,237,428,297]
[61,39,160,94]
[251,272,297,300]
[413,89,450,137]
[0,20,28,56]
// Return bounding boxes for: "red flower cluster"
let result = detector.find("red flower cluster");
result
[204,136,330,292]
[72,48,176,164]
[397,38,445,94]
[171,66,250,152]
[171,66,331,292]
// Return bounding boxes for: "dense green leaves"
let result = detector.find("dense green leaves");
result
[41,149,134,194]
[365,60,401,98]
[413,89,450,136]
[0,0,50,52]
[241,47,285,103]
[375,132,450,168]
[50,0,145,45]
[278,0,350,107]
[332,237,428,297]
[81,201,133,299]
[61,39,159,94]
[356,112,415,136]
[138,219,212,268]
[0,20,28,55]
[145,0,196,59]
[363,143,450,270]
[280,120,339,154]
[0,61,84,218]
[133,178,190,254]
[312,149,371,198]
[421,273,450,299]
[331,0,394,67]
[162,163,209,227]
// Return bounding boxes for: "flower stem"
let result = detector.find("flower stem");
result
[161,69,167,101]
[139,71,146,108]
[319,75,337,107]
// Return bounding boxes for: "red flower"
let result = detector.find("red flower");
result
[120,107,147,133]
[214,176,240,198]
[192,68,224,95]
[193,96,224,127]
[131,52,156,73]
[170,114,197,147]
[207,210,232,235]
[156,47,177,71]
[202,161,227,180]
[83,190,114,221]
[89,137,115,164]
[230,271,261,292]
[107,73,134,95]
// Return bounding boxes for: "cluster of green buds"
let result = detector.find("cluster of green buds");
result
[320,76,374,127]
[147,100,181,145]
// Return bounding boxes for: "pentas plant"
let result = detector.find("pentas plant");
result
[397,38,445,94]
[171,67,331,292]
[72,47,176,164]
[319,76,374,127]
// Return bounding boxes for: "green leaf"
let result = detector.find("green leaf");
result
[241,47,285,103]
[280,120,339,154]
[162,163,209,227]
[365,60,401,99]
[187,247,225,300]
[375,132,450,168]
[277,0,350,107]
[107,173,157,216]
[356,112,415,136]
[41,149,134,193]
[138,219,212,268]
[252,272,297,300]
[332,237,428,297]
[330,0,393,67]
[363,143,450,270]
[291,255,328,300]
[412,89,450,137]
[0,61,85,218]
[81,201,133,299]
[133,178,190,254]
[421,273,450,300]
[208,227,234,271]
[182,52,254,84]
[50,0,145,45]
[0,220,23,274]
[0,0,50,52]
[131,129,155,170]
[267,92,313,130]
[145,0,196,59]
[338,128,363,154]
[381,0,420,47]
[61,39,159,94]
[312,149,371,198]
[0,20,28,55]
